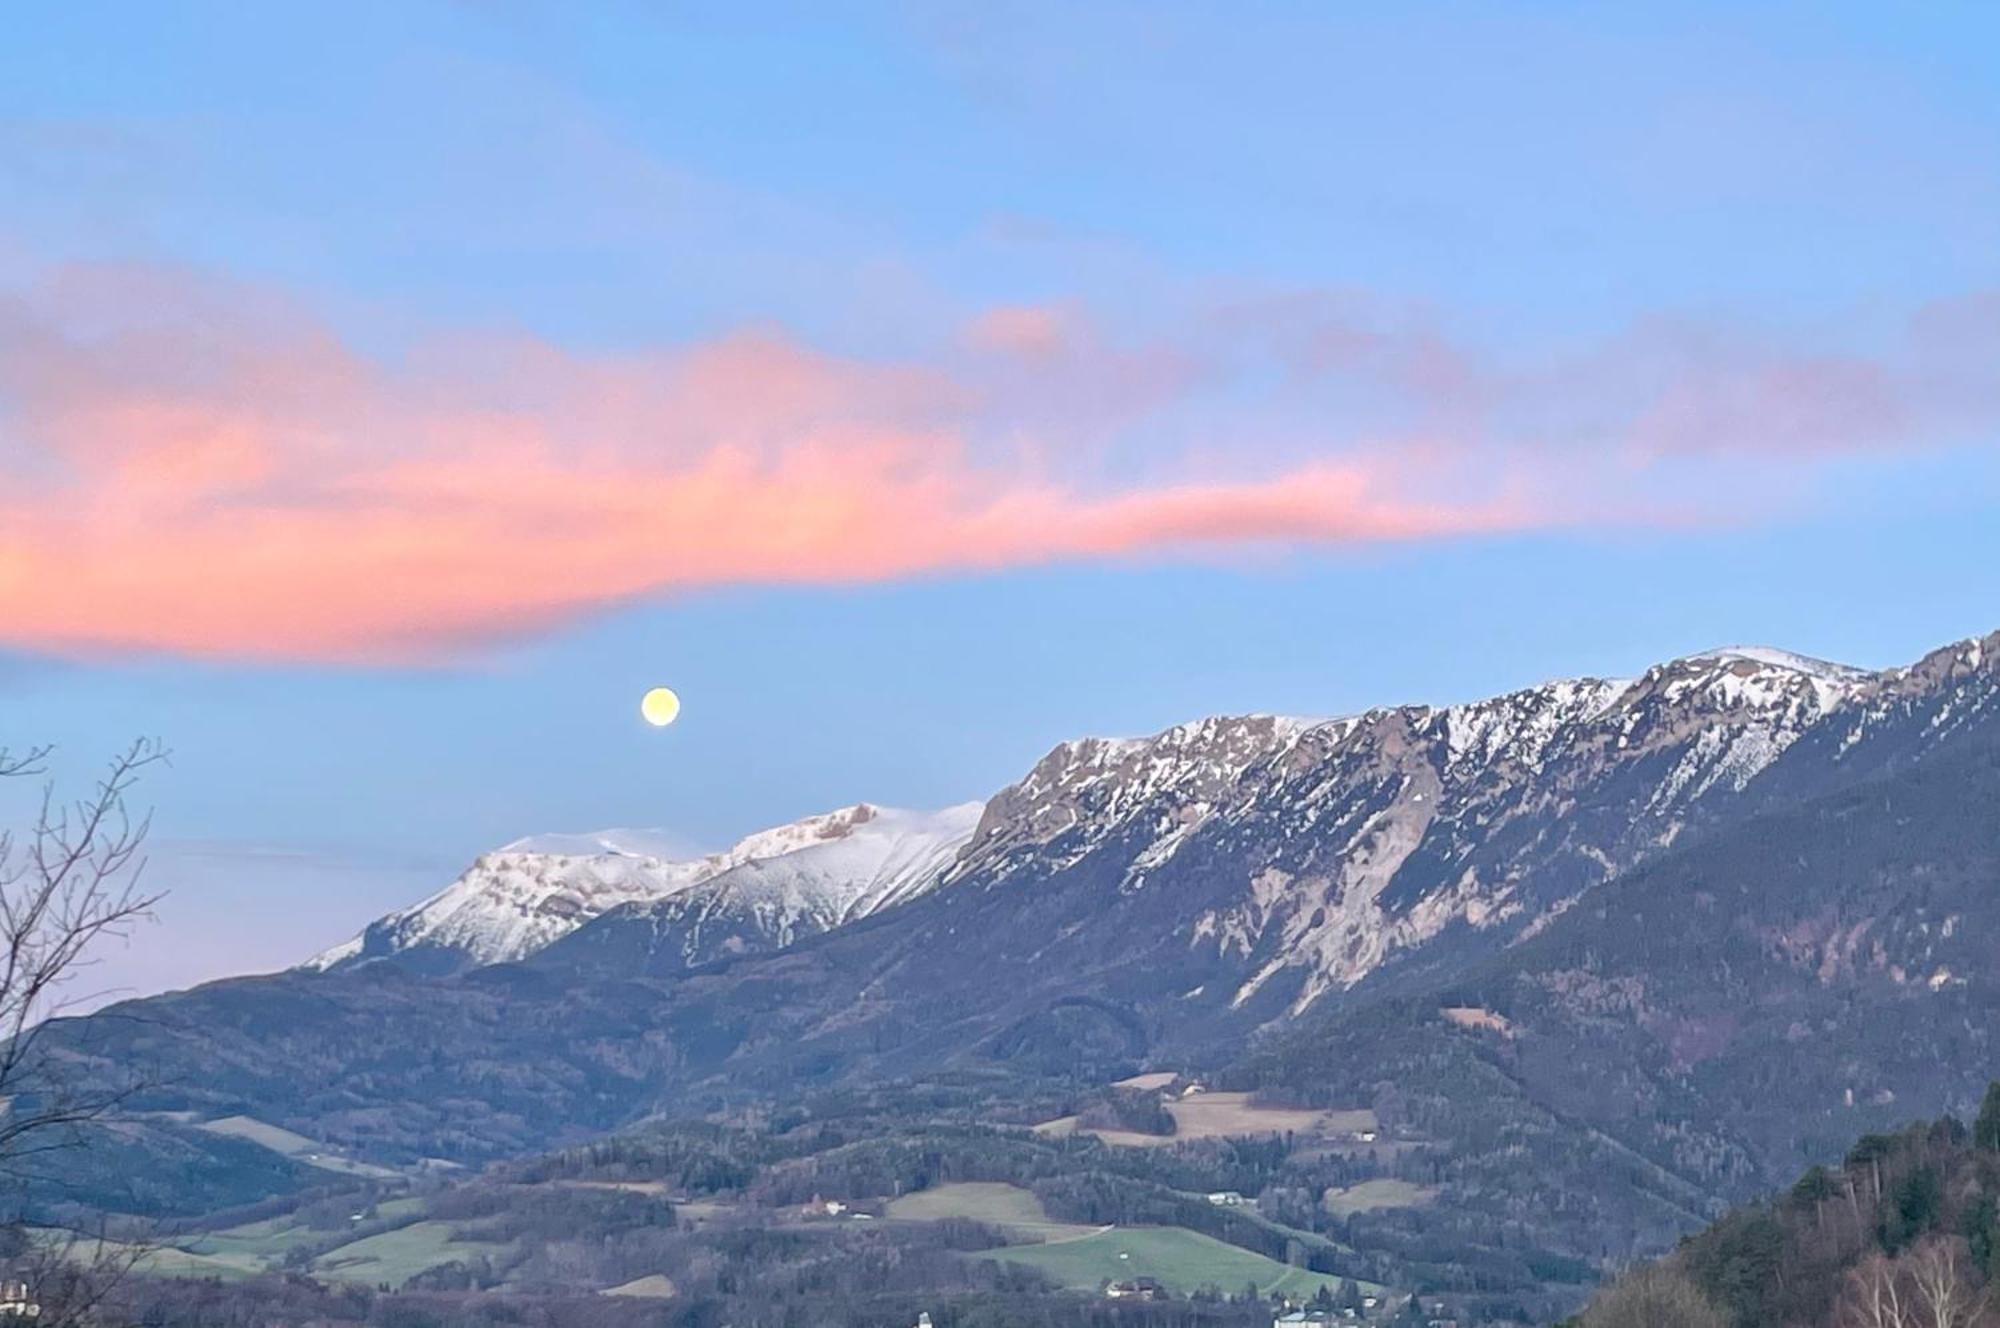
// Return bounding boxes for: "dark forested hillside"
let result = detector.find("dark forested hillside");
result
[1567,1089,2000,1327]
[47,638,1999,1171]
[19,632,2000,1320]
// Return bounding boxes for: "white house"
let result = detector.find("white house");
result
[0,1282,39,1319]
[1271,1310,1335,1328]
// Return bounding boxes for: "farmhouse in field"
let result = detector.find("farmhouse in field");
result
[1205,1189,1246,1205]
[1104,1277,1167,1300]
[1270,1310,1337,1328]
[0,1280,38,1318]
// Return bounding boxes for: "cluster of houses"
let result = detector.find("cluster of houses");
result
[1269,1290,1389,1326]
[0,1282,38,1319]
[1271,1300,1455,1328]
[922,1291,1455,1327]
[1094,1277,1462,1327]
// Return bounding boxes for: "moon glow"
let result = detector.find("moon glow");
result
[640,687,681,727]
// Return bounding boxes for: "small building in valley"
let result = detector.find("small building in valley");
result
[0,1281,39,1319]
[1270,1310,1336,1328]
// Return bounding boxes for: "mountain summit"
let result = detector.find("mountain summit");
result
[303,802,981,975]
[301,636,1990,1003]
[34,628,2000,1263]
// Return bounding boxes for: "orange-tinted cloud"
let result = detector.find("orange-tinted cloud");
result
[0,266,1535,663]
[13,263,1979,664]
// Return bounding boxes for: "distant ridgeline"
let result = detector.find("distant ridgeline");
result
[17,627,2000,1317]
[1564,1084,2000,1328]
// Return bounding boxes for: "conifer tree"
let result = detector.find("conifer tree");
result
[1973,1081,2000,1152]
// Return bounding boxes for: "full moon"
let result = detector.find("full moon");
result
[639,687,681,727]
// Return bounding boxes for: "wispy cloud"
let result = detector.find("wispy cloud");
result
[0,264,1534,662]
[1206,287,2000,462]
[0,262,1991,664]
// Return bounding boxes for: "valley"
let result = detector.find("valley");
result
[9,14,1988,1325]
[18,628,2000,1326]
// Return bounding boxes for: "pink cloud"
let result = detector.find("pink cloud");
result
[965,303,1074,361]
[8,263,1982,664]
[0,266,1535,663]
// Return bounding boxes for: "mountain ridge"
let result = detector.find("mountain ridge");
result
[46,627,1998,1219]
[303,801,981,975]
[302,634,1994,1006]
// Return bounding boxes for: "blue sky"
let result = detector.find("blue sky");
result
[3,2,1996,1000]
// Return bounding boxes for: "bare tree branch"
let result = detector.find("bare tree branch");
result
[0,747,50,781]
[0,739,168,1177]
[14,1217,152,1328]
[1838,1238,1993,1328]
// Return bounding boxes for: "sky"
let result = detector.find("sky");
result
[2,2,1997,1004]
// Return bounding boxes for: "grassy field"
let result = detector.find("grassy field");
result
[41,1233,257,1282]
[1043,1093,1379,1148]
[669,1198,728,1226]
[601,1274,677,1298]
[1163,1094,1374,1142]
[1440,1005,1514,1035]
[310,1221,510,1287]
[1299,1137,1425,1162]
[175,1197,427,1263]
[1321,1179,1436,1217]
[556,1179,674,1195]
[980,1226,1346,1296]
[176,1214,324,1272]
[195,1114,402,1180]
[885,1182,1102,1241]
[1174,1192,1358,1260]
[196,1114,321,1155]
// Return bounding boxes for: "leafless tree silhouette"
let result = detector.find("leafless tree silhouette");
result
[0,739,168,1324]
[1838,1238,1994,1328]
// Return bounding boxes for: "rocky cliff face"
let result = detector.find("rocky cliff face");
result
[924,643,1951,1020]
[304,633,1998,1024]
[34,631,2000,1277]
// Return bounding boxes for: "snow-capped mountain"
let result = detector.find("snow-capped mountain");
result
[304,634,1997,1002]
[536,803,984,975]
[43,626,2000,1302]
[45,626,2000,1196]
[923,636,1995,1018]
[303,803,980,975]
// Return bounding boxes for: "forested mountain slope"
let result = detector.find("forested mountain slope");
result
[1567,1093,2000,1327]
[23,630,2000,1291]
[1236,686,2000,1266]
